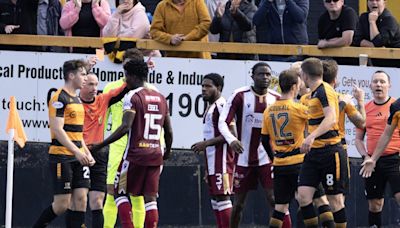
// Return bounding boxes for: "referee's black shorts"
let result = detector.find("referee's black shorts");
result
[364,153,400,199]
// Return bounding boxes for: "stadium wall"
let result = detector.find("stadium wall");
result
[0,142,400,227]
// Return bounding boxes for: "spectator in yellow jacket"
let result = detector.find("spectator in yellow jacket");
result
[150,0,211,59]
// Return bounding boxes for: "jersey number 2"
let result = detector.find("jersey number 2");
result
[269,113,292,138]
[144,113,162,140]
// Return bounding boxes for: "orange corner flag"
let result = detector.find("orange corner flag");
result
[5,96,27,148]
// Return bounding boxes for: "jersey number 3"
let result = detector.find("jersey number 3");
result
[144,113,162,140]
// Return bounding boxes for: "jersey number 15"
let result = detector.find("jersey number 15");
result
[144,113,162,140]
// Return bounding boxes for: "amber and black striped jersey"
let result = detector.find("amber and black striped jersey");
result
[48,88,85,159]
[262,99,307,166]
[388,98,400,130]
[300,82,340,148]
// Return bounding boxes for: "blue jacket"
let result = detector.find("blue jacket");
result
[253,0,308,44]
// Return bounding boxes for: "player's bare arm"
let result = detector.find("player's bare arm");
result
[301,106,336,153]
[354,128,369,158]
[91,110,135,152]
[360,123,397,178]
[352,85,366,128]
[82,140,95,166]
[163,114,173,160]
[191,125,236,153]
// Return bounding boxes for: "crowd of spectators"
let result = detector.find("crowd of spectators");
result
[0,0,399,66]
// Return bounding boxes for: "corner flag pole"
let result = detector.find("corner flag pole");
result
[6,129,15,228]
[5,96,27,228]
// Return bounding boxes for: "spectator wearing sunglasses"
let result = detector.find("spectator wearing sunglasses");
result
[317,0,358,65]
[317,0,357,49]
[353,0,400,67]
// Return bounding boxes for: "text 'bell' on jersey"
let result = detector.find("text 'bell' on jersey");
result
[219,86,280,167]
[203,96,235,175]
[361,97,400,156]
[82,83,127,145]
[338,93,359,140]
[300,82,340,148]
[122,87,168,166]
[262,99,307,166]
[48,88,84,156]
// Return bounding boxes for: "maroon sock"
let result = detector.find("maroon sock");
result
[211,200,222,227]
[116,196,134,228]
[217,200,232,228]
[145,201,159,228]
[282,212,292,228]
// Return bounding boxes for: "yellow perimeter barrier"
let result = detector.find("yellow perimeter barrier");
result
[0,34,399,59]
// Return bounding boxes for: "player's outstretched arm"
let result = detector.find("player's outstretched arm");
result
[163,115,173,160]
[92,110,135,152]
[261,134,274,162]
[371,123,396,162]
[50,116,90,166]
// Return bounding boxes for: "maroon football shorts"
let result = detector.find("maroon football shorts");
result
[207,173,233,196]
[114,160,161,197]
[233,164,273,193]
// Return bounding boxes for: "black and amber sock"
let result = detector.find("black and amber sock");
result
[301,203,318,228]
[269,210,285,228]
[368,211,381,228]
[333,208,347,228]
[317,204,335,228]
[92,209,104,228]
[65,209,85,228]
[33,205,58,228]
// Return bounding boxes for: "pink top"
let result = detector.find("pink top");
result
[60,0,111,37]
[103,2,149,38]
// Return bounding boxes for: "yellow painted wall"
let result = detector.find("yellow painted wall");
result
[359,0,400,22]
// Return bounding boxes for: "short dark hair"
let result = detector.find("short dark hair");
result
[252,62,271,75]
[123,59,148,81]
[63,59,86,81]
[123,48,144,61]
[279,70,299,93]
[373,70,391,83]
[301,58,323,79]
[322,59,338,84]
[203,73,224,91]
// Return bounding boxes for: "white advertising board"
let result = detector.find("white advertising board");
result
[0,51,399,157]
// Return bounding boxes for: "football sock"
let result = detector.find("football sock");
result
[217,200,232,228]
[301,203,318,228]
[333,208,347,228]
[103,194,118,228]
[211,199,222,227]
[145,201,159,228]
[269,210,285,228]
[368,211,381,228]
[65,209,85,228]
[317,204,335,228]
[33,205,58,228]
[92,209,103,228]
[116,196,134,228]
[282,211,292,228]
[130,195,145,228]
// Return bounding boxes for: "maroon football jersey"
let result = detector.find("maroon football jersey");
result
[122,87,168,166]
